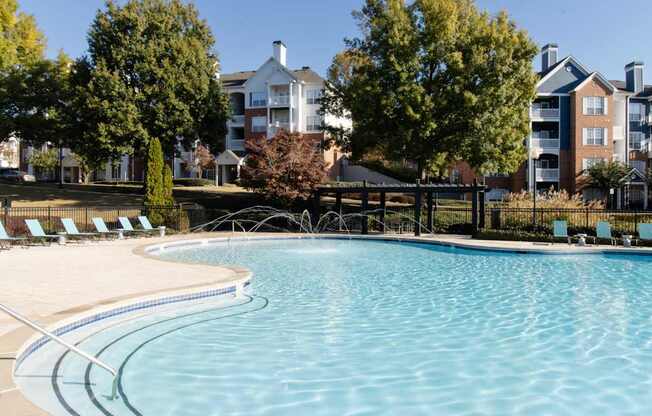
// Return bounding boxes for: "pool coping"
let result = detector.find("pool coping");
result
[5,231,652,415]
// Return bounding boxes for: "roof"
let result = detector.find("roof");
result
[609,79,652,98]
[537,58,566,79]
[219,67,323,88]
[571,72,616,93]
[219,71,256,87]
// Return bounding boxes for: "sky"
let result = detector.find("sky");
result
[18,0,652,82]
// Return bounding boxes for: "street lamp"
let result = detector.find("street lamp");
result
[530,147,542,226]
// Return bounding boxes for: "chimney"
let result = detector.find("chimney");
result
[625,61,644,93]
[273,40,287,66]
[541,43,558,71]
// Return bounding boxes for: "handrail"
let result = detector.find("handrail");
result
[0,303,118,400]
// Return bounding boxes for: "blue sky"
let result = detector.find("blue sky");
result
[19,0,652,82]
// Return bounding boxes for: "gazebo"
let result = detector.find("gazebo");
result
[314,181,487,236]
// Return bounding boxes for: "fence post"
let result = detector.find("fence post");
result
[379,191,386,234]
[414,180,422,237]
[361,181,368,235]
[47,206,51,233]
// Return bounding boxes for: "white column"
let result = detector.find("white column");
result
[289,82,294,132]
[120,155,129,180]
[266,83,271,138]
[297,83,303,133]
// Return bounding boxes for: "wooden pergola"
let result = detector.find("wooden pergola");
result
[314,181,487,236]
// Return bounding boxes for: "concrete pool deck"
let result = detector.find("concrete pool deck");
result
[2,232,652,415]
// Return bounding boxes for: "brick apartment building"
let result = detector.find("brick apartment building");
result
[459,44,651,209]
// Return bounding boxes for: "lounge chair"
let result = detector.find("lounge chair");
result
[0,220,26,249]
[25,219,61,245]
[553,220,573,245]
[61,218,100,240]
[118,217,156,236]
[638,223,652,245]
[594,221,616,246]
[92,217,121,239]
[137,216,164,236]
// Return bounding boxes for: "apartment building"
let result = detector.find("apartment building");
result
[478,44,651,208]
[215,41,349,184]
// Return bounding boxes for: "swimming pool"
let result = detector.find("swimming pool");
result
[16,237,652,415]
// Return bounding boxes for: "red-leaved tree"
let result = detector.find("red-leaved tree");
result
[240,130,327,205]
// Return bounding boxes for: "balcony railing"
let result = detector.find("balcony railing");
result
[535,168,559,182]
[268,122,294,137]
[229,139,245,151]
[531,138,560,149]
[230,115,245,125]
[269,95,290,106]
[530,107,560,119]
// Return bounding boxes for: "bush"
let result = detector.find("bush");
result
[505,188,604,209]
[144,138,175,224]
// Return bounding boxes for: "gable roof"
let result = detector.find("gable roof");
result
[536,56,591,88]
[219,65,323,89]
[220,71,256,87]
[571,72,617,93]
[609,79,652,99]
[620,168,647,184]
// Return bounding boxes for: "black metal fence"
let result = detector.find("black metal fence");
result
[4,204,652,239]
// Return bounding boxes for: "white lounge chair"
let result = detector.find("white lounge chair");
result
[25,219,61,245]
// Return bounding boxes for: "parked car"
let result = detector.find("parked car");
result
[0,169,36,182]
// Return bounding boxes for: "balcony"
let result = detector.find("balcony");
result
[268,122,294,137]
[531,138,560,150]
[535,168,559,182]
[230,115,244,125]
[229,139,245,151]
[530,107,560,120]
[269,94,290,107]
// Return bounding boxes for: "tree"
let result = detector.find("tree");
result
[586,160,628,207]
[240,131,327,206]
[0,52,74,148]
[144,138,165,206]
[322,0,539,179]
[73,0,230,175]
[188,144,215,178]
[0,0,46,71]
[27,147,58,177]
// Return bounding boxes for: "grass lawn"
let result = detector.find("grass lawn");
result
[0,182,260,209]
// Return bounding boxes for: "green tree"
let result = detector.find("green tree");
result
[143,138,171,224]
[587,160,628,207]
[322,0,538,179]
[73,0,230,175]
[0,0,46,70]
[162,164,174,203]
[27,147,58,177]
[0,51,74,149]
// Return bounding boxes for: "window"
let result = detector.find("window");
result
[630,160,646,172]
[630,103,644,123]
[251,116,267,133]
[250,91,267,107]
[582,158,605,171]
[305,89,322,105]
[306,115,322,132]
[583,128,607,146]
[583,96,606,115]
[629,132,644,150]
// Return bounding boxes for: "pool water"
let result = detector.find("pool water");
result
[17,238,652,415]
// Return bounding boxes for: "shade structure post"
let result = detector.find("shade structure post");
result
[379,191,386,234]
[426,191,433,233]
[414,179,422,236]
[361,181,369,235]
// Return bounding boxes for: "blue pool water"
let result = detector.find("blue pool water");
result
[17,238,652,415]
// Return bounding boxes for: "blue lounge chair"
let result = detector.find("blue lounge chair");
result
[553,220,573,245]
[118,217,156,236]
[25,219,61,244]
[92,218,121,238]
[0,220,26,249]
[594,221,616,246]
[61,218,99,240]
[638,224,652,245]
